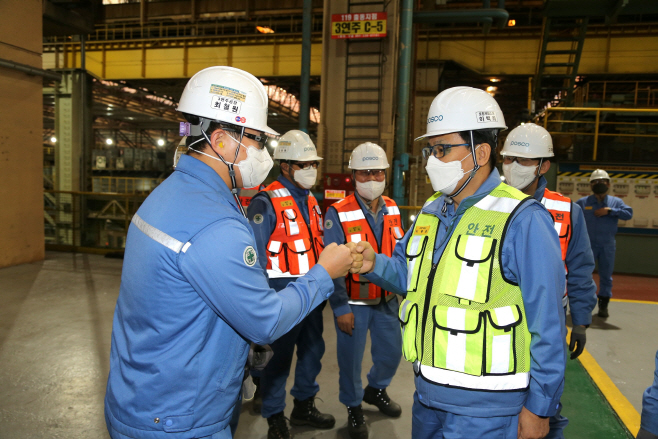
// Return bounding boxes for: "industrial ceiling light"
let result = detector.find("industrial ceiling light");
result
[50,136,57,143]
[270,140,279,147]
[157,139,165,146]
[490,78,500,83]
[508,19,516,26]
[106,138,113,145]
[256,26,275,34]
[486,86,497,93]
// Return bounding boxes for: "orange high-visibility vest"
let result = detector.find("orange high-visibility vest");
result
[332,194,403,305]
[263,180,324,279]
[239,185,265,209]
[541,188,573,304]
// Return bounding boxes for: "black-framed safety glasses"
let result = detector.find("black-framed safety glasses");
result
[354,169,386,178]
[241,131,269,149]
[422,143,470,159]
[502,156,541,166]
[290,161,320,170]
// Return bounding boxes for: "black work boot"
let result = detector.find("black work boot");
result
[252,376,262,413]
[290,397,335,429]
[347,405,368,439]
[598,297,610,318]
[362,385,402,418]
[267,412,291,439]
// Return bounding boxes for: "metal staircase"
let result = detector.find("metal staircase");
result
[533,16,588,113]
[341,0,387,171]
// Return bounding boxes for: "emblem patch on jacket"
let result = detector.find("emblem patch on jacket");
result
[253,214,264,224]
[244,246,257,266]
[324,219,333,229]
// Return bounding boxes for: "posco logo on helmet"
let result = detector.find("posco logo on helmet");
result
[363,157,379,161]
[427,115,444,124]
[511,141,530,148]
[304,147,315,152]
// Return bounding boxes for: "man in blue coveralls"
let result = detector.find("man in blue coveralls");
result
[501,123,598,439]
[351,86,567,439]
[638,350,658,439]
[577,169,633,318]
[104,67,361,439]
[324,142,404,439]
[247,130,335,439]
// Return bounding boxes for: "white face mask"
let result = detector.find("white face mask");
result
[189,136,273,188]
[502,161,538,190]
[356,180,386,201]
[425,147,478,194]
[293,168,317,189]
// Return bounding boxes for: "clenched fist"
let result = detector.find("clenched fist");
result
[350,241,376,274]
[317,243,354,279]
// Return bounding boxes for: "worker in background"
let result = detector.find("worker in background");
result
[104,67,360,439]
[350,86,567,439]
[638,350,658,439]
[324,142,404,439]
[247,130,335,439]
[501,123,598,439]
[576,169,633,318]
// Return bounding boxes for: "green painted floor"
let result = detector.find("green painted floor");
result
[562,357,634,439]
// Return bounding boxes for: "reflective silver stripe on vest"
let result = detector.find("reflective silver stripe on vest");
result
[268,188,291,198]
[406,235,423,290]
[385,206,400,216]
[454,235,486,301]
[474,195,521,214]
[131,213,189,253]
[349,292,397,306]
[417,362,530,391]
[542,197,571,212]
[338,209,366,222]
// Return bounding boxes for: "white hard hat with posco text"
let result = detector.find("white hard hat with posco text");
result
[349,142,390,170]
[501,123,554,159]
[416,86,507,141]
[590,169,610,182]
[273,130,323,161]
[177,66,279,136]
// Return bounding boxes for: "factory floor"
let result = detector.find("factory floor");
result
[0,252,654,439]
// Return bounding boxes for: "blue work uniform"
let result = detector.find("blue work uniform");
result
[576,194,633,298]
[104,155,333,439]
[535,177,598,439]
[324,193,402,408]
[247,175,327,419]
[639,350,658,438]
[363,169,567,438]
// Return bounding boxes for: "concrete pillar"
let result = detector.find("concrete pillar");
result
[0,0,45,267]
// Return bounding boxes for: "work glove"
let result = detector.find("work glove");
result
[569,326,587,360]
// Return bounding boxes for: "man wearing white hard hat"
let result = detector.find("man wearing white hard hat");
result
[323,142,404,439]
[501,123,598,439]
[247,130,335,439]
[104,69,360,439]
[576,169,633,318]
[350,86,567,439]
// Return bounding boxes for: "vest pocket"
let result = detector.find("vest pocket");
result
[405,235,428,292]
[398,299,418,362]
[440,235,496,303]
[432,305,484,376]
[484,305,523,375]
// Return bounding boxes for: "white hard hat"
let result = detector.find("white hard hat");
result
[416,86,507,141]
[501,123,554,159]
[590,169,610,182]
[273,130,323,161]
[348,142,390,170]
[177,66,279,136]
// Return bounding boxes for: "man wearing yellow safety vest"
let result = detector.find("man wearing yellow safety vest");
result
[501,123,598,439]
[247,130,335,439]
[324,142,404,439]
[350,87,567,439]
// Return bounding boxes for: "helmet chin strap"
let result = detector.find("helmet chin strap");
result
[442,131,480,213]
[192,120,247,217]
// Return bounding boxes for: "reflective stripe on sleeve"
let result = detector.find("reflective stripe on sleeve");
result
[542,198,571,212]
[131,213,188,253]
[454,236,485,301]
[338,209,366,222]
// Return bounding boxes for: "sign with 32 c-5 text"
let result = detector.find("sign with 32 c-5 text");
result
[331,12,387,39]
